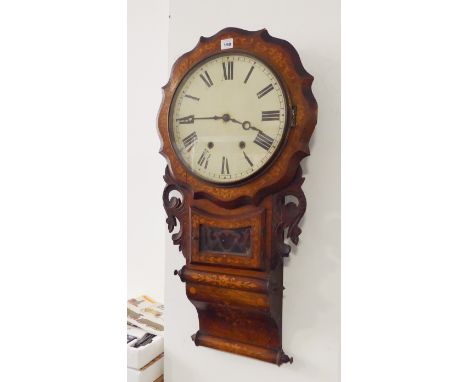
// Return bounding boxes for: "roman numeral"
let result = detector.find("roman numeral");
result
[262,110,280,121]
[200,71,213,87]
[197,151,207,166]
[184,94,200,101]
[243,151,253,167]
[257,84,274,99]
[182,132,197,149]
[176,115,194,124]
[244,66,254,84]
[222,61,234,80]
[254,131,274,151]
[221,156,230,174]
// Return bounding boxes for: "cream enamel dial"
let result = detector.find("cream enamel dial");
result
[169,53,288,184]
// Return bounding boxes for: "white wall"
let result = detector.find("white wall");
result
[164,1,340,381]
[127,0,169,300]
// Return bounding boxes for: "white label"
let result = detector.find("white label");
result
[221,38,233,50]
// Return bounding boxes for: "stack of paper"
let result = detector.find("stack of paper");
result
[127,295,164,382]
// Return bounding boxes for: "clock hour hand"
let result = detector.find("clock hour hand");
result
[230,118,262,133]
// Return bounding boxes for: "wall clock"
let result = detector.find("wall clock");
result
[158,27,317,365]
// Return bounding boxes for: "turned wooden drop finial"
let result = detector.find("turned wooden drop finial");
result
[173,267,186,282]
[277,350,294,366]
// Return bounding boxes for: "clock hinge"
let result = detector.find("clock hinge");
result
[290,106,297,128]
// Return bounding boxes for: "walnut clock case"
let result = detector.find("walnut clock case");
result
[158,28,317,366]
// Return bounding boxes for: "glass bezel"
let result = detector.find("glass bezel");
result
[168,50,291,186]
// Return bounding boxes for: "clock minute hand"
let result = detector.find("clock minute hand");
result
[176,115,224,124]
[194,115,224,120]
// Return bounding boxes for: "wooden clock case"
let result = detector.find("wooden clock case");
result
[158,27,317,365]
